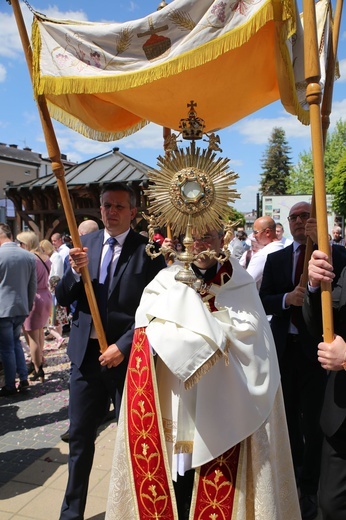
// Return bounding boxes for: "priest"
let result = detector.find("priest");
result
[106,229,300,519]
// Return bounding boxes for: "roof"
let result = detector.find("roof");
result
[6,148,151,190]
[0,142,42,165]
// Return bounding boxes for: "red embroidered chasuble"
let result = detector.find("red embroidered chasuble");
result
[126,261,241,519]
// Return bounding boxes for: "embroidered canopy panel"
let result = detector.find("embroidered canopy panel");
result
[31,0,330,141]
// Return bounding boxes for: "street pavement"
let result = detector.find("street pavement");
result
[0,335,117,520]
[0,335,323,520]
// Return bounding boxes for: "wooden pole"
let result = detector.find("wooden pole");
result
[163,127,174,241]
[303,0,334,342]
[301,0,343,288]
[10,0,108,352]
[157,1,173,244]
[321,0,343,143]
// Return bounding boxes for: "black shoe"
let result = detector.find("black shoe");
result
[0,385,17,397]
[18,380,30,392]
[29,365,45,382]
[60,429,70,443]
[300,494,318,520]
[27,361,35,375]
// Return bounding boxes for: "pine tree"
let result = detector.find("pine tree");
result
[259,127,292,195]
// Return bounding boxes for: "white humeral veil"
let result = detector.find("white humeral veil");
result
[106,258,300,519]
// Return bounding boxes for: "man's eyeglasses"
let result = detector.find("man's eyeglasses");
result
[287,212,310,222]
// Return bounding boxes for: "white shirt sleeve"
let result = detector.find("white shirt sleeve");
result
[246,250,265,290]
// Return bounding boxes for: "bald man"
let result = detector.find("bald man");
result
[78,220,99,236]
[247,216,283,290]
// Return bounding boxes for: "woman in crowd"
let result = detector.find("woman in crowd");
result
[40,239,68,348]
[17,231,52,382]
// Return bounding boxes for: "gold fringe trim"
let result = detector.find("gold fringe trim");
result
[184,338,233,390]
[174,440,194,455]
[274,0,310,126]
[184,349,223,391]
[32,18,41,100]
[32,0,296,98]
[46,99,149,141]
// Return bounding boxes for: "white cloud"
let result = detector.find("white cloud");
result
[43,7,88,21]
[236,114,311,145]
[33,121,164,164]
[229,158,243,167]
[0,11,24,59]
[330,98,346,124]
[35,127,109,163]
[0,63,6,82]
[117,123,165,151]
[337,59,346,82]
[234,184,259,212]
[128,2,139,13]
[0,3,87,60]
[50,122,164,162]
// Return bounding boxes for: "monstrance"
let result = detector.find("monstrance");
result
[145,100,240,288]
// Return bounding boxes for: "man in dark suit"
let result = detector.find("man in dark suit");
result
[303,249,346,520]
[260,201,327,520]
[56,182,166,520]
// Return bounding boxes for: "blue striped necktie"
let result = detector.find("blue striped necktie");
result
[100,237,118,288]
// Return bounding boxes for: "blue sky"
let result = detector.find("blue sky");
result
[0,1,345,212]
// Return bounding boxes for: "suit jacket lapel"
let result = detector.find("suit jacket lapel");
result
[108,229,137,296]
[87,231,104,280]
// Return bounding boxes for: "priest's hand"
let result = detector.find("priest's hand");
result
[99,343,125,368]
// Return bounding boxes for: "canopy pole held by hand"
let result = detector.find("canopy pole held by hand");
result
[303,0,334,342]
[9,0,108,353]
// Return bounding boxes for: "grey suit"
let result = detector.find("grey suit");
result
[0,242,36,317]
[0,242,37,390]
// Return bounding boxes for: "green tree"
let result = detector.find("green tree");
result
[287,119,346,195]
[327,152,346,216]
[287,149,314,194]
[226,207,245,227]
[259,127,292,195]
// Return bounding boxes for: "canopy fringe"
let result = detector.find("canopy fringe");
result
[46,100,148,141]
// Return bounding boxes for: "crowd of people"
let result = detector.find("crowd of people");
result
[1,187,345,520]
[0,222,99,393]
